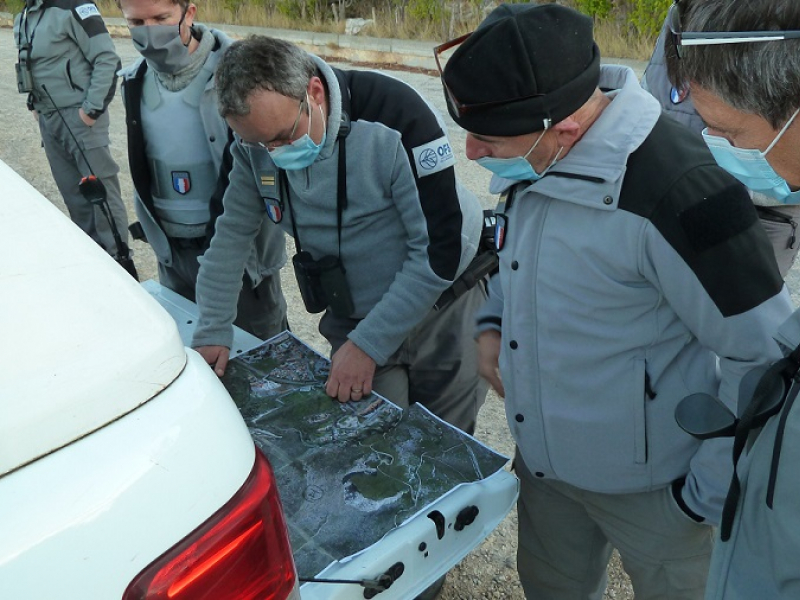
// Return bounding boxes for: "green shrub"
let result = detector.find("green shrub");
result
[628,0,670,37]
[573,0,613,20]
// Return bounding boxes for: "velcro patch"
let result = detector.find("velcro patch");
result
[679,184,756,253]
[75,3,101,20]
[412,135,455,177]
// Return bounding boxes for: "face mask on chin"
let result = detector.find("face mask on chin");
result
[702,107,800,204]
[130,9,193,75]
[268,96,327,171]
[476,128,562,181]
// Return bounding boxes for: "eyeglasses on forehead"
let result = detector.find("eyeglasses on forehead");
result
[433,31,545,118]
[668,1,800,58]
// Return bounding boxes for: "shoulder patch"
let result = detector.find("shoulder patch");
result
[412,135,455,177]
[75,3,101,19]
[678,184,756,254]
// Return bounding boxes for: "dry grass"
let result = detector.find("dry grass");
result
[93,0,656,60]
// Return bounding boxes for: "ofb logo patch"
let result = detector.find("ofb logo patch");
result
[75,3,101,20]
[412,135,455,177]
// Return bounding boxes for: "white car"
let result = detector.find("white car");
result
[0,160,300,600]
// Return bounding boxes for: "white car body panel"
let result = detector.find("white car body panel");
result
[0,160,186,477]
[0,160,260,599]
[0,352,255,599]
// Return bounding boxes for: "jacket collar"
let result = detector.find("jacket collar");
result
[490,65,661,211]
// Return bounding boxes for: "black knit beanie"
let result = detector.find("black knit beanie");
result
[441,3,601,136]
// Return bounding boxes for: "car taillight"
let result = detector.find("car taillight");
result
[123,446,297,600]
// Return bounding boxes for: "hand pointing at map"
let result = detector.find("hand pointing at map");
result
[325,340,375,402]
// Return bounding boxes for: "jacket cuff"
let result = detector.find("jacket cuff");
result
[475,315,502,339]
[671,477,706,523]
[82,101,104,121]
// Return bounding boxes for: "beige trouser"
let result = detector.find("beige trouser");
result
[515,453,714,600]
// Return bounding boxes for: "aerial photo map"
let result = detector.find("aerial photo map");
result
[221,332,509,577]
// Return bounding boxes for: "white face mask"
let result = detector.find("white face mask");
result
[476,129,561,181]
[702,107,800,204]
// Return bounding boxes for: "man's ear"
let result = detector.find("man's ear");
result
[185,3,198,24]
[307,76,327,107]
[552,117,581,149]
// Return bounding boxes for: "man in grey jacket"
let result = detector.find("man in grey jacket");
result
[14,0,132,268]
[439,3,793,599]
[192,36,488,439]
[117,0,287,339]
[643,15,800,277]
[666,1,800,598]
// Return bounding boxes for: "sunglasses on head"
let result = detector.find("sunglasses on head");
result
[433,32,544,117]
[668,1,800,58]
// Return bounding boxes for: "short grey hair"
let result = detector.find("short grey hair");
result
[665,0,800,128]
[216,36,318,118]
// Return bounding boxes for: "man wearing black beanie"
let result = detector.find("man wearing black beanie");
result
[437,3,793,599]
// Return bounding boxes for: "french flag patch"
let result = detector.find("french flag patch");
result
[264,198,283,223]
[172,171,191,195]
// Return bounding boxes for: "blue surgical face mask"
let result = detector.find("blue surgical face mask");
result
[268,95,326,170]
[702,107,800,204]
[476,129,561,181]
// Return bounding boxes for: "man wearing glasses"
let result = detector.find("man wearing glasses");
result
[192,37,488,448]
[665,1,800,598]
[117,0,288,340]
[641,9,800,277]
[438,3,793,599]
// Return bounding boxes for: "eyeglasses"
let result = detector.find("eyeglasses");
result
[240,96,306,151]
[433,32,545,117]
[668,1,800,57]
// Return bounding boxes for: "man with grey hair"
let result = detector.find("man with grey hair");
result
[194,40,490,596]
[641,8,800,277]
[193,36,489,443]
[665,1,800,598]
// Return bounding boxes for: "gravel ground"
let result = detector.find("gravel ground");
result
[4,22,800,600]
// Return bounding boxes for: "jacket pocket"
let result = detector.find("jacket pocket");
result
[633,358,649,464]
[65,60,84,93]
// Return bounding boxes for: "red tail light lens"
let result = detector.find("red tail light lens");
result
[123,446,297,600]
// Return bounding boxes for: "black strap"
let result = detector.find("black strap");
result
[765,343,800,507]
[719,349,800,540]
[283,71,351,257]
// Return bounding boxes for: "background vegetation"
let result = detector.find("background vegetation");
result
[2,0,670,60]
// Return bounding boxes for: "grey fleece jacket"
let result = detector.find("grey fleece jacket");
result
[14,0,120,118]
[476,66,793,522]
[193,56,482,363]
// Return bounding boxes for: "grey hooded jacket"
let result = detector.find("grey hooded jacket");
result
[476,66,792,522]
[192,56,482,361]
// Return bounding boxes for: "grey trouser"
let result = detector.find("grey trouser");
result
[319,284,489,434]
[755,205,800,277]
[515,452,714,600]
[158,241,288,340]
[38,108,129,256]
